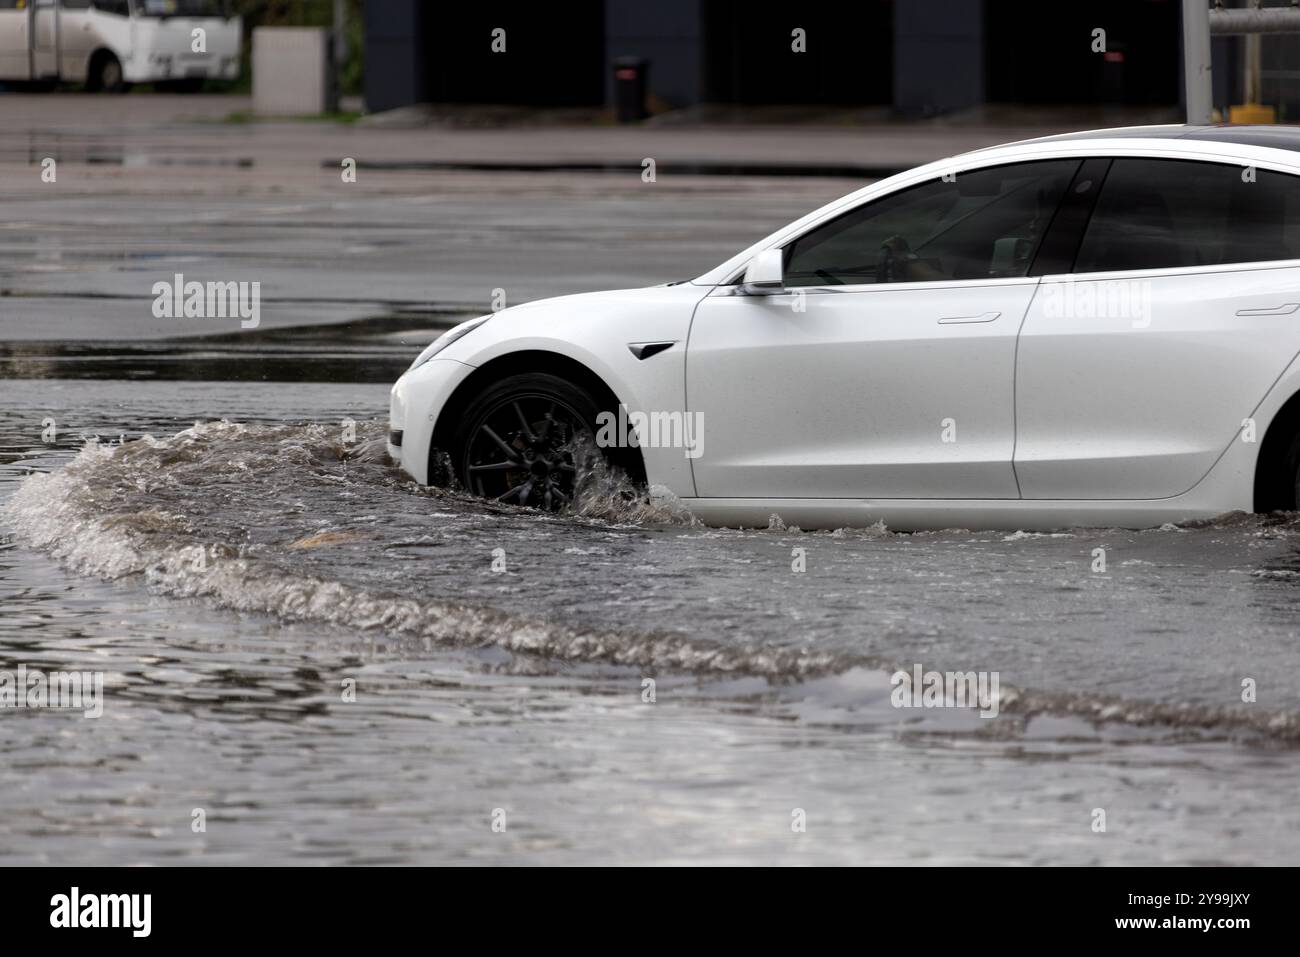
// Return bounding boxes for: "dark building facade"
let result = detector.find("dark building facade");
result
[364,0,1186,117]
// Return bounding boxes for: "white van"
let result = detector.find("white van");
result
[0,0,241,91]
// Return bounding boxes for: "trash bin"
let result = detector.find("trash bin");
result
[613,56,649,123]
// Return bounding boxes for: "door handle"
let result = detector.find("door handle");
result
[1236,303,1299,317]
[938,311,1000,325]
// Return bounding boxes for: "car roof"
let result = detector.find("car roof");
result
[1015,123,1300,152]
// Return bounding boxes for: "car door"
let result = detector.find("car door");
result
[58,0,94,82]
[686,158,1080,500]
[29,0,58,78]
[1015,156,1300,500]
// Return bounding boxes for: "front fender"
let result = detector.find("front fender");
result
[389,358,477,485]
[416,285,710,495]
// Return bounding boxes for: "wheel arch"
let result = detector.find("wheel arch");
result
[1253,387,1300,511]
[427,350,647,486]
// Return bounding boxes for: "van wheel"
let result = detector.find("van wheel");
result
[88,53,127,93]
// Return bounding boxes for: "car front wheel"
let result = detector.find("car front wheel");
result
[451,373,606,510]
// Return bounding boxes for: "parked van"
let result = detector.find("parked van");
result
[0,0,241,91]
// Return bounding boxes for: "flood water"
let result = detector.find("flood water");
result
[4,367,1300,865]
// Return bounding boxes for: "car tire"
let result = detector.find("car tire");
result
[449,372,629,510]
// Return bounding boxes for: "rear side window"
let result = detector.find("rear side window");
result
[782,160,1079,287]
[1075,158,1300,272]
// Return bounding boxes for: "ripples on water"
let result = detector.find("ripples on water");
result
[10,416,1300,734]
[3,381,1300,864]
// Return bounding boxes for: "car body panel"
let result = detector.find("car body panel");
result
[1016,260,1300,499]
[677,494,1231,532]
[388,357,477,486]
[681,338,1300,530]
[687,277,1034,498]
[390,285,709,494]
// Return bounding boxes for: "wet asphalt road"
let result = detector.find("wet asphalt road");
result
[1,96,1298,865]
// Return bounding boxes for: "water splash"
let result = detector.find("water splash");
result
[6,420,1300,743]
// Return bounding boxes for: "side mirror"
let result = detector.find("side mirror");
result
[740,248,785,296]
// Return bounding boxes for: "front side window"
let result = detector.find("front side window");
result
[1075,158,1300,272]
[782,160,1079,287]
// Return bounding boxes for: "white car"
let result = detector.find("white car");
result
[390,125,1300,531]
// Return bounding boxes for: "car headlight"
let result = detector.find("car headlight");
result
[408,315,491,371]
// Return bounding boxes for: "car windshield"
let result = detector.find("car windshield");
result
[135,0,227,17]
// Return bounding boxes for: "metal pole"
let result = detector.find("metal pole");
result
[1210,7,1300,34]
[1183,0,1213,125]
[327,0,345,114]
[334,0,347,76]
[1245,31,1261,105]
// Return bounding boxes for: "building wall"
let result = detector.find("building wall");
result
[423,4,605,107]
[362,0,424,114]
[605,0,704,108]
[701,0,892,105]
[362,0,1182,117]
[363,0,605,111]
[985,0,1178,106]
[894,0,983,117]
